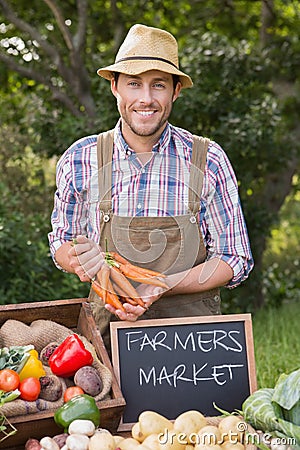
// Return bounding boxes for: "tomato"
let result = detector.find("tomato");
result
[0,369,20,392]
[19,377,41,401]
[63,386,84,403]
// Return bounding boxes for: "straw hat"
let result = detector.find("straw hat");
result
[97,24,193,88]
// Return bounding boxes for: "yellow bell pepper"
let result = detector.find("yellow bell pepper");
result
[18,349,46,381]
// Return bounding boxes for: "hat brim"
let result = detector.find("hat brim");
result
[97,59,193,88]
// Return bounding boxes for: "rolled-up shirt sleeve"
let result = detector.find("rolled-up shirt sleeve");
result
[48,145,88,267]
[201,142,254,288]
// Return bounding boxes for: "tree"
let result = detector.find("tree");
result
[0,0,299,309]
[0,0,95,118]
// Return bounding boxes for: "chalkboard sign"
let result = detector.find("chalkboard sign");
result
[110,314,256,431]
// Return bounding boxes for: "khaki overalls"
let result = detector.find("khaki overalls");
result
[89,130,221,349]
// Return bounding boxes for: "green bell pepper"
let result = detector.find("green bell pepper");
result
[54,394,100,432]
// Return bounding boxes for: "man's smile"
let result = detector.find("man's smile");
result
[134,110,157,117]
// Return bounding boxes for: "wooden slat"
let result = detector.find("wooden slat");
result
[0,298,84,328]
[78,304,126,408]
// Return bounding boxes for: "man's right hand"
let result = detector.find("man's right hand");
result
[68,235,104,282]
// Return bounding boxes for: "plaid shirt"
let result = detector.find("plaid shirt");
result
[48,120,254,288]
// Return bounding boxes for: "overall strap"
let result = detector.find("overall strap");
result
[97,129,115,212]
[188,135,210,215]
[97,130,209,215]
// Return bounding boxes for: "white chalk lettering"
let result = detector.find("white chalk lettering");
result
[172,364,191,387]
[157,364,192,387]
[138,363,244,387]
[211,364,244,385]
[192,362,213,383]
[212,330,230,350]
[196,330,244,352]
[196,331,215,352]
[125,330,172,352]
[139,330,172,352]
[125,331,143,351]
[139,366,156,386]
[174,331,196,351]
[156,366,173,386]
[125,328,243,353]
[228,331,243,352]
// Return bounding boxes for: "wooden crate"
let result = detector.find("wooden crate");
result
[0,298,126,449]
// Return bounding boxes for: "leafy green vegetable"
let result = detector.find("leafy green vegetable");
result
[243,369,300,449]
[272,369,300,426]
[276,417,300,446]
[0,345,34,372]
[243,388,280,431]
[285,403,300,428]
[0,389,20,406]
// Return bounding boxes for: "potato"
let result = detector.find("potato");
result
[74,365,103,397]
[196,425,222,446]
[142,433,160,450]
[194,444,222,450]
[173,410,207,444]
[132,421,146,442]
[218,416,246,443]
[157,430,186,449]
[138,411,173,438]
[88,429,115,450]
[139,445,156,450]
[117,437,141,449]
[221,442,245,450]
[113,435,125,446]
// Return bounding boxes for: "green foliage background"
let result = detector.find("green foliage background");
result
[0,0,299,311]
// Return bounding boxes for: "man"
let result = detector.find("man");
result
[48,24,253,338]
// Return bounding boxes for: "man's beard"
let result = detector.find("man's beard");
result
[119,103,171,138]
[126,118,167,137]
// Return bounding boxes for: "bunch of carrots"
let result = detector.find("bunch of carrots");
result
[91,251,169,311]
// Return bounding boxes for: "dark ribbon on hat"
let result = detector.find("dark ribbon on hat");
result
[116,56,179,69]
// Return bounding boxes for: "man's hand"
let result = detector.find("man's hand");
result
[104,284,166,322]
[68,235,104,282]
[136,284,166,309]
[104,302,146,322]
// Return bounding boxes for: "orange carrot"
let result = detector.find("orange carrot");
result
[106,278,126,311]
[110,266,146,308]
[112,282,136,303]
[91,279,106,301]
[118,264,148,279]
[109,251,166,278]
[112,282,143,307]
[96,263,110,303]
[126,297,140,306]
[91,279,125,311]
[128,265,167,278]
[108,251,130,266]
[111,281,128,297]
[123,272,169,289]
[116,263,168,289]
[120,295,139,306]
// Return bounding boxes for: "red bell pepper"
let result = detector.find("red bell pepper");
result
[49,334,93,378]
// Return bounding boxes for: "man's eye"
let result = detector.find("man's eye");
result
[153,83,165,88]
[128,81,139,86]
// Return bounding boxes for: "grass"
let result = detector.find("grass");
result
[252,299,300,388]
